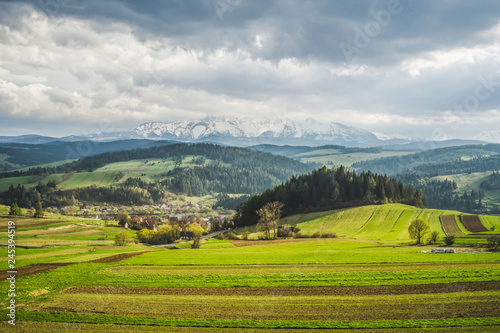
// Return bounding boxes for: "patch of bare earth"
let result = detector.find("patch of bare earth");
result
[29,289,49,296]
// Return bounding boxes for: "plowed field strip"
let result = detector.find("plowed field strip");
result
[0,263,72,280]
[62,281,500,296]
[0,251,150,279]
[441,215,465,236]
[461,215,489,233]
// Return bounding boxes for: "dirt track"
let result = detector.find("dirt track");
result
[62,281,500,296]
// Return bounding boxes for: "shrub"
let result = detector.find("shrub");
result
[241,230,251,240]
[444,235,455,246]
[294,232,309,238]
[321,232,337,238]
[429,231,439,244]
[114,231,130,246]
[311,232,321,238]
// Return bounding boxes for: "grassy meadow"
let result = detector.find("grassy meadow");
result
[1,205,500,332]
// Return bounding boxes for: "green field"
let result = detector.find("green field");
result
[1,205,499,332]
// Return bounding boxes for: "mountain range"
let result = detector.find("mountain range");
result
[0,117,490,148]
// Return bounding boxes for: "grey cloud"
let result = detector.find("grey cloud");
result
[0,0,499,139]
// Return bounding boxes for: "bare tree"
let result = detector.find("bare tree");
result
[257,201,284,240]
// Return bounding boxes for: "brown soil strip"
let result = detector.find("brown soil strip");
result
[62,281,500,296]
[87,251,152,263]
[441,215,465,236]
[461,215,489,233]
[0,263,72,280]
[0,220,74,231]
[0,251,151,279]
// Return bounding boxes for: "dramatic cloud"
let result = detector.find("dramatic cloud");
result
[0,0,499,140]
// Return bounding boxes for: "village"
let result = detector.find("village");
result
[47,201,234,234]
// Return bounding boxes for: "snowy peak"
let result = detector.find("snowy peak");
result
[126,117,383,147]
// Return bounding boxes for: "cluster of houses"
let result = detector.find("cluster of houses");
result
[53,202,206,218]
[51,202,233,232]
[123,215,231,232]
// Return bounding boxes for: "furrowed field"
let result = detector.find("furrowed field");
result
[1,205,500,332]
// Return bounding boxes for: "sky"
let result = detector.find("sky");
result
[0,0,500,141]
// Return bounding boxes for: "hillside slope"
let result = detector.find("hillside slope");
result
[277,204,500,243]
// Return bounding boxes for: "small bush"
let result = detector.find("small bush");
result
[321,232,338,238]
[311,232,321,238]
[241,230,251,240]
[429,231,439,244]
[444,235,455,246]
[294,232,309,238]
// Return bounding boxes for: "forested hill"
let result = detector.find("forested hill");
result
[0,143,316,207]
[0,143,314,179]
[352,144,500,175]
[0,139,176,171]
[234,166,425,227]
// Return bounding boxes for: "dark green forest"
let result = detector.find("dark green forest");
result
[234,166,425,227]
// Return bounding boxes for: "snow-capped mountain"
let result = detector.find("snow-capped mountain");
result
[123,117,390,147]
